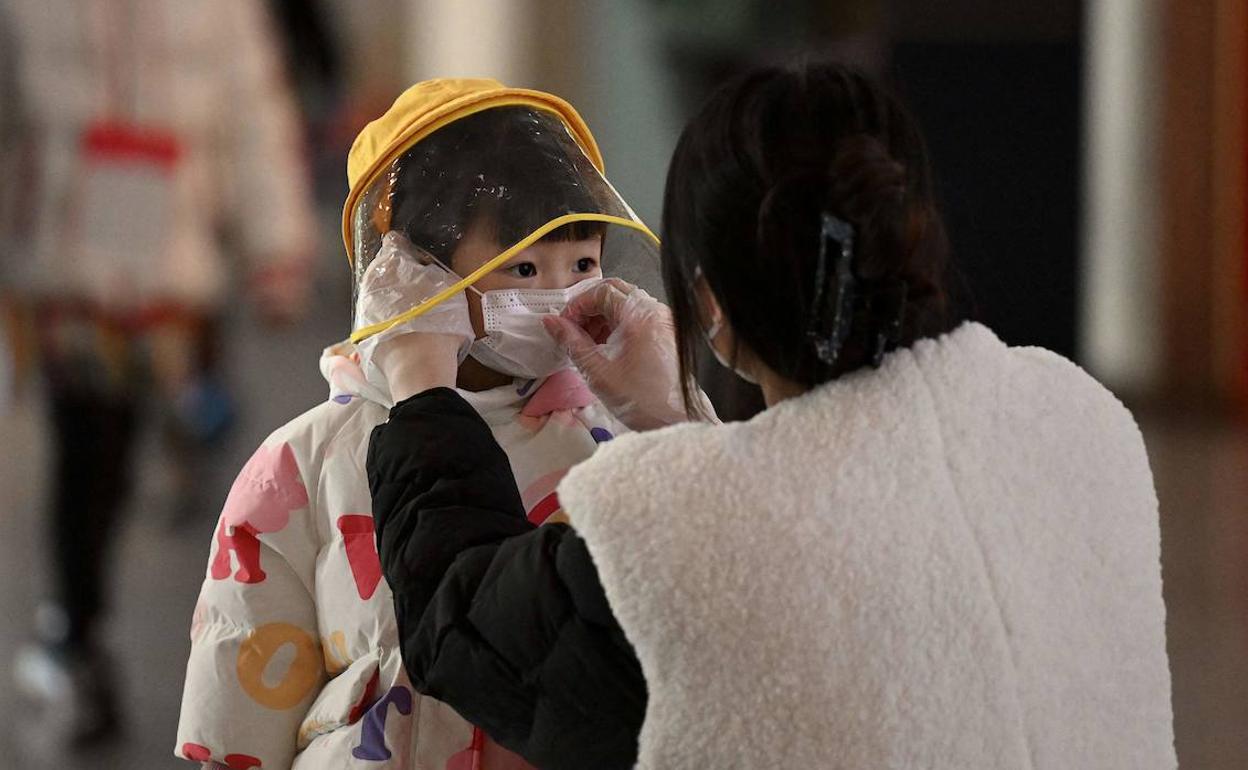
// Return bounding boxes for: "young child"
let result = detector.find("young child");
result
[176,79,659,769]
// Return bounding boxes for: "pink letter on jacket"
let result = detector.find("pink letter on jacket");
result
[211,442,309,584]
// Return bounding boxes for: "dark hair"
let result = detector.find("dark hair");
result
[388,106,608,270]
[662,62,957,415]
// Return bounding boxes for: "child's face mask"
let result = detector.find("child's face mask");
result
[467,278,603,380]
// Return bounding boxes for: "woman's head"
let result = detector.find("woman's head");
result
[662,62,957,411]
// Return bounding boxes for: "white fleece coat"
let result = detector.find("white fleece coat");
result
[558,322,1175,769]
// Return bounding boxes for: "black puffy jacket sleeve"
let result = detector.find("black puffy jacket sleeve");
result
[367,388,646,770]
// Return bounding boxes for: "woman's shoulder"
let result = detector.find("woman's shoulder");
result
[924,322,1146,449]
[562,321,1152,527]
[556,417,738,548]
[904,322,1155,519]
[562,418,722,487]
[884,321,1140,436]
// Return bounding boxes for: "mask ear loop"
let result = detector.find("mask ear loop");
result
[691,265,726,341]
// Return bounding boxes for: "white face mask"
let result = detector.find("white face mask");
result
[468,278,603,381]
[694,265,758,385]
[701,313,759,385]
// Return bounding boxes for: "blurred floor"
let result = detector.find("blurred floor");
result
[1148,409,1248,769]
[1,334,1246,767]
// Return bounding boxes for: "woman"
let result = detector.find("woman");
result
[365,63,1175,769]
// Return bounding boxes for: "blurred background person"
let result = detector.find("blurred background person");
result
[0,0,1244,767]
[0,3,23,407]
[0,0,316,748]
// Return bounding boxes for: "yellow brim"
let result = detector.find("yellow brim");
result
[342,94,605,270]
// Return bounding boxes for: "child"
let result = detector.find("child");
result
[176,79,659,769]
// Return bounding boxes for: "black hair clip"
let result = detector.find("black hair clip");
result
[806,212,857,366]
[806,212,910,369]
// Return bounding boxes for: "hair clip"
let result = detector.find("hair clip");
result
[807,212,857,366]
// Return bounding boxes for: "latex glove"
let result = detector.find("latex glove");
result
[355,232,474,402]
[542,278,715,430]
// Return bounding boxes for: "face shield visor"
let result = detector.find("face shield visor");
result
[345,105,661,349]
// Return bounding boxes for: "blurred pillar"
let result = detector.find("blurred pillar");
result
[527,0,589,105]
[1209,0,1248,414]
[323,0,406,94]
[1081,0,1162,394]
[404,0,535,85]
[1160,0,1216,405]
[1157,0,1248,413]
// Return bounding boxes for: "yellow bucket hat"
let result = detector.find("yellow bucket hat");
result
[341,78,605,267]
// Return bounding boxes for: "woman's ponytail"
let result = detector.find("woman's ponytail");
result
[662,61,957,402]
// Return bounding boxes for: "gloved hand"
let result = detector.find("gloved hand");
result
[542,278,716,430]
[354,231,475,403]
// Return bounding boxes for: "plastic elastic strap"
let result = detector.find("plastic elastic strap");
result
[349,212,658,344]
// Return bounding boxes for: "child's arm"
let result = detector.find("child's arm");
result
[175,438,325,768]
[369,388,646,770]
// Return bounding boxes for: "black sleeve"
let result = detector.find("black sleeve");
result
[367,388,646,770]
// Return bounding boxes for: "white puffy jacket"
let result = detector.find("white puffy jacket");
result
[178,342,629,769]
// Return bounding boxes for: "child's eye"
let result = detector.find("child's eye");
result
[575,257,598,273]
[507,262,538,278]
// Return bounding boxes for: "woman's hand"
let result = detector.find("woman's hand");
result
[542,279,700,430]
[355,232,475,403]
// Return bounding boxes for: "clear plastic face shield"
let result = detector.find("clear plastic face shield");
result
[345,106,661,359]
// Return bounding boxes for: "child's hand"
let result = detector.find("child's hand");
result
[355,232,475,402]
[372,331,464,402]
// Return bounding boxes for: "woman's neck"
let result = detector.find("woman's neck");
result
[456,356,513,392]
[756,367,809,407]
